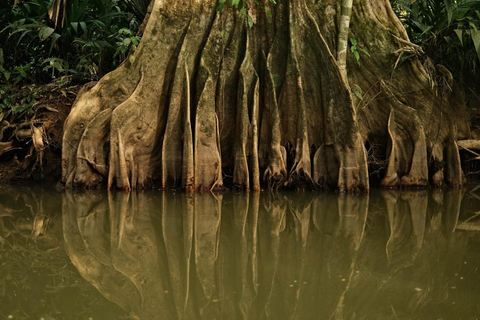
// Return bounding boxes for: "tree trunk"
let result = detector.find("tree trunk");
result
[62,0,471,192]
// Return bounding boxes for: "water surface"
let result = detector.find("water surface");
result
[1,188,480,319]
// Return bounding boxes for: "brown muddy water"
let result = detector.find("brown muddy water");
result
[1,188,480,319]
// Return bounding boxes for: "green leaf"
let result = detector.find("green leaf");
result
[354,90,363,100]
[359,48,371,57]
[216,1,225,11]
[16,29,32,47]
[131,37,140,45]
[119,28,133,36]
[444,0,453,25]
[71,22,78,33]
[38,26,54,41]
[444,35,452,45]
[471,28,480,62]
[354,50,360,61]
[454,29,464,46]
[49,33,61,54]
[80,22,87,34]
[12,105,28,114]
[231,0,240,6]
[247,14,254,28]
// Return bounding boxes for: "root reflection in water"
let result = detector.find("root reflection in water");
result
[62,190,477,319]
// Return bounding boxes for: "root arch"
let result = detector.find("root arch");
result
[62,0,472,192]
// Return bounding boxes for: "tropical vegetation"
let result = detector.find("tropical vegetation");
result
[391,0,480,95]
[0,0,147,137]
[0,0,145,85]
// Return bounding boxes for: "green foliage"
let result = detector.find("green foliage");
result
[113,28,142,61]
[0,74,78,127]
[0,84,38,115]
[391,0,480,85]
[0,0,145,84]
[349,38,371,66]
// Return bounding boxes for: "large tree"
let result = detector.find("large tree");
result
[62,0,472,192]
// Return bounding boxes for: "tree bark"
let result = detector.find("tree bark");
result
[62,0,471,192]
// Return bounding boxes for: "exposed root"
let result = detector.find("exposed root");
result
[263,145,287,189]
[430,142,445,187]
[457,139,480,151]
[445,128,466,188]
[250,80,261,191]
[194,69,223,192]
[285,50,312,186]
[182,64,195,193]
[63,81,116,185]
[335,133,369,193]
[31,126,45,171]
[74,109,111,187]
[313,145,329,188]
[262,61,287,188]
[60,0,472,192]
[0,141,14,157]
[381,108,428,188]
[233,36,258,191]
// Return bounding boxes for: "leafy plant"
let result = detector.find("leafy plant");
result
[0,0,144,84]
[391,0,480,88]
[0,83,40,115]
[349,38,371,66]
[113,28,142,61]
[0,64,31,85]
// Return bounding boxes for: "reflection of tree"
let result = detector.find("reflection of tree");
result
[63,191,143,318]
[383,190,428,272]
[0,188,126,319]
[61,190,480,319]
[344,190,467,320]
[2,188,478,319]
[62,191,371,319]
[0,188,62,240]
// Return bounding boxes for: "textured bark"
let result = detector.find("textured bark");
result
[62,0,472,192]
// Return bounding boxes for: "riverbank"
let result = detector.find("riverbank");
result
[1,80,480,189]
[0,79,81,187]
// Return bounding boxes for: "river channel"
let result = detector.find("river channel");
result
[1,188,480,319]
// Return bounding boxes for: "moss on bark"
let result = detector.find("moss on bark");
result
[62,0,472,192]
